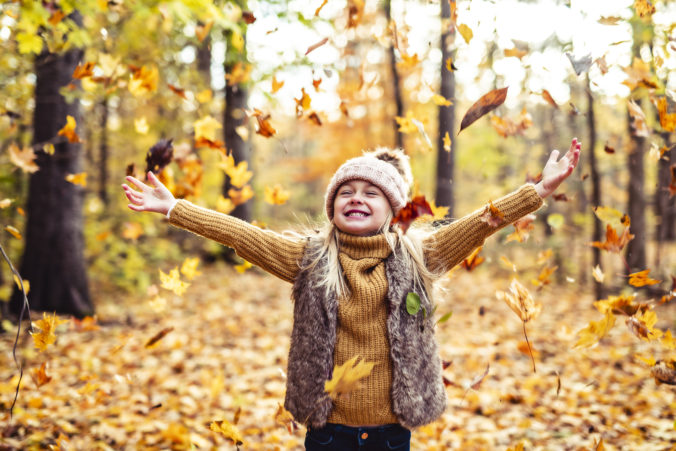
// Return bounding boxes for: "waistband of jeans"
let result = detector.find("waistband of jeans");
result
[320,423,408,434]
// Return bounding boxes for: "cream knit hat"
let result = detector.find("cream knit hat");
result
[325,147,413,220]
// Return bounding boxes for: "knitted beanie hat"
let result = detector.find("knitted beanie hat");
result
[325,147,413,220]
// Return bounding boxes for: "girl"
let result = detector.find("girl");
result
[122,139,580,450]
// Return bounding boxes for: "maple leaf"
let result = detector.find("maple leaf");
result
[264,184,290,205]
[128,64,158,95]
[459,87,508,134]
[594,294,645,317]
[57,115,81,143]
[32,312,68,352]
[159,267,190,296]
[461,246,484,271]
[210,420,244,446]
[274,403,298,433]
[225,62,251,86]
[590,224,634,253]
[9,143,39,173]
[194,115,222,142]
[145,326,174,348]
[506,214,535,243]
[574,310,616,348]
[496,279,541,323]
[628,269,661,287]
[72,61,95,79]
[31,362,52,388]
[65,172,87,187]
[654,97,676,132]
[394,111,419,134]
[228,185,254,206]
[391,195,433,233]
[634,0,656,17]
[305,37,328,55]
[225,161,253,188]
[626,310,662,341]
[295,88,312,117]
[324,355,375,400]
[134,117,149,134]
[72,316,100,332]
[180,257,201,280]
[532,266,558,289]
[479,200,505,227]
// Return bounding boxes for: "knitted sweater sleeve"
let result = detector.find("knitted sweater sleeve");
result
[168,200,306,283]
[424,184,544,274]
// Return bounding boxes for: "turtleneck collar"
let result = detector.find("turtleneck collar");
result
[337,231,394,260]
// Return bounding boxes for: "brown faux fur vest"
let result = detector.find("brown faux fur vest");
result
[283,239,446,429]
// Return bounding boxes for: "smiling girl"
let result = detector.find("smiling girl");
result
[122,140,580,450]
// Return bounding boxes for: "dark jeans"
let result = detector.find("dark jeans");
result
[304,423,411,451]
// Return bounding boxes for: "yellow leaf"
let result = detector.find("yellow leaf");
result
[16,32,43,55]
[661,329,675,350]
[429,200,449,220]
[445,57,456,71]
[225,161,253,188]
[5,225,22,240]
[225,62,251,86]
[44,143,55,155]
[574,310,616,348]
[531,266,558,288]
[456,24,473,44]
[9,143,39,173]
[271,75,284,93]
[230,30,244,52]
[57,115,81,143]
[432,94,452,106]
[196,89,213,103]
[324,355,375,400]
[235,260,252,273]
[159,267,190,296]
[0,199,12,208]
[180,257,201,280]
[504,47,528,59]
[134,117,149,134]
[216,196,235,214]
[31,312,68,352]
[635,354,656,366]
[274,403,296,433]
[194,115,222,142]
[592,265,605,283]
[398,52,421,69]
[65,172,87,187]
[627,310,662,341]
[128,65,159,96]
[593,206,625,228]
[264,184,290,205]
[443,132,451,152]
[13,275,29,294]
[496,278,541,323]
[628,269,661,287]
[634,0,655,17]
[295,88,312,116]
[228,185,254,206]
[210,420,244,446]
[394,111,418,134]
[122,222,143,241]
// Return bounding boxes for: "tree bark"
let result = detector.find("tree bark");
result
[626,106,647,272]
[98,97,109,206]
[10,45,93,317]
[655,132,675,247]
[435,0,456,217]
[383,0,404,149]
[586,80,603,299]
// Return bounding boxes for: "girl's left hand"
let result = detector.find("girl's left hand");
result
[534,138,581,198]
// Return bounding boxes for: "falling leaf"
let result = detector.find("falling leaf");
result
[456,24,473,44]
[159,267,190,296]
[195,20,213,42]
[225,62,251,85]
[295,88,312,116]
[31,362,52,388]
[216,196,236,214]
[48,9,65,25]
[432,94,452,107]
[248,109,276,138]
[210,420,244,446]
[145,326,174,348]
[467,363,490,390]
[264,184,290,205]
[167,84,188,99]
[496,279,541,323]
[57,115,81,143]
[72,61,95,79]
[128,64,159,96]
[194,115,222,142]
[628,269,661,287]
[196,89,212,103]
[626,310,662,341]
[228,185,254,206]
[479,201,505,228]
[324,355,375,400]
[461,247,484,271]
[32,312,68,352]
[225,161,253,188]
[443,132,452,152]
[307,111,322,126]
[542,90,558,108]
[274,403,298,433]
[65,172,87,187]
[271,75,284,93]
[315,0,328,16]
[445,57,457,71]
[590,224,635,253]
[459,87,508,133]
[392,195,433,233]
[566,53,592,76]
[0,199,12,209]
[436,311,453,325]
[532,266,558,289]
[235,260,252,273]
[651,359,676,385]
[395,111,419,134]
[504,47,528,59]
[13,275,29,293]
[634,0,656,17]
[72,316,100,332]
[623,57,657,91]
[134,117,149,134]
[592,265,605,283]
[595,56,609,75]
[598,16,622,25]
[9,143,39,173]
[305,37,328,55]
[491,108,532,138]
[661,329,675,350]
[574,310,616,348]
[180,257,201,280]
[5,225,22,240]
[593,206,625,228]
[654,97,676,132]
[241,11,256,24]
[604,143,615,154]
[16,32,43,55]
[627,100,650,137]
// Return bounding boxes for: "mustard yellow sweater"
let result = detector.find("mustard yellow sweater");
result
[168,184,543,426]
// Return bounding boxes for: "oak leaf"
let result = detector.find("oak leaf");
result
[324,355,375,400]
[459,87,508,134]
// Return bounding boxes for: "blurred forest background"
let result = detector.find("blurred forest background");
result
[0,0,675,449]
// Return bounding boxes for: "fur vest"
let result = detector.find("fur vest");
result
[283,239,447,429]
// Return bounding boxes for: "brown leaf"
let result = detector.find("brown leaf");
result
[542,90,558,108]
[167,84,188,99]
[590,224,634,253]
[469,363,490,390]
[651,359,676,385]
[145,327,174,348]
[391,196,433,234]
[305,37,328,56]
[241,11,256,24]
[604,143,615,154]
[459,87,508,133]
[315,0,328,16]
[145,139,174,175]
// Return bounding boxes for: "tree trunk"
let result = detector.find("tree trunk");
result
[435,0,456,217]
[586,80,603,299]
[383,0,404,149]
[99,97,109,206]
[626,106,647,272]
[655,132,675,246]
[10,46,93,317]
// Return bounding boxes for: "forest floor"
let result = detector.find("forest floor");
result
[0,262,674,450]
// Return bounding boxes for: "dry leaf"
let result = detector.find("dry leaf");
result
[305,37,328,55]
[264,184,290,205]
[574,310,616,348]
[210,420,244,446]
[459,87,508,133]
[159,267,190,296]
[391,196,433,233]
[461,247,484,271]
[628,269,661,287]
[32,312,68,351]
[145,327,174,348]
[479,200,505,227]
[496,279,541,323]
[590,224,635,253]
[324,355,375,400]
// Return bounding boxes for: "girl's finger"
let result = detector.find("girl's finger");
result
[125,176,148,191]
[548,149,560,164]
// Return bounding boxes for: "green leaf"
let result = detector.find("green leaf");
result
[406,292,421,315]
[436,311,453,325]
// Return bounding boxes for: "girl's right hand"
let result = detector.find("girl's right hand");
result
[122,171,176,216]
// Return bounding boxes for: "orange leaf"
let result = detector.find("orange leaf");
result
[271,75,284,93]
[307,111,322,126]
[479,200,505,227]
[57,115,81,143]
[634,0,656,17]
[506,214,535,243]
[241,11,256,24]
[72,61,95,79]
[541,90,558,108]
[31,312,68,352]
[264,184,290,205]
[295,88,312,116]
[228,185,254,206]
[195,20,213,42]
[31,362,52,387]
[590,224,634,253]
[628,269,661,287]
[48,9,65,25]
[315,0,328,16]
[391,195,433,234]
[654,97,676,132]
[461,246,484,271]
[627,99,650,137]
[459,87,508,133]
[248,109,276,138]
[504,47,528,59]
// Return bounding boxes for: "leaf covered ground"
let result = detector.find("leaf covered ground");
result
[1,263,674,450]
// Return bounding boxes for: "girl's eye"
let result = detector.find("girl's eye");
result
[366,192,377,195]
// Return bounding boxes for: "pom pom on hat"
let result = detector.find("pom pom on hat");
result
[325,147,412,220]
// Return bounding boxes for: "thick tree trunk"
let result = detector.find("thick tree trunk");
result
[383,0,404,149]
[626,107,647,272]
[10,46,93,317]
[655,132,675,246]
[99,97,109,206]
[435,0,456,217]
[586,82,603,299]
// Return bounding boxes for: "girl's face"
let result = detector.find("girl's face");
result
[333,180,392,236]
